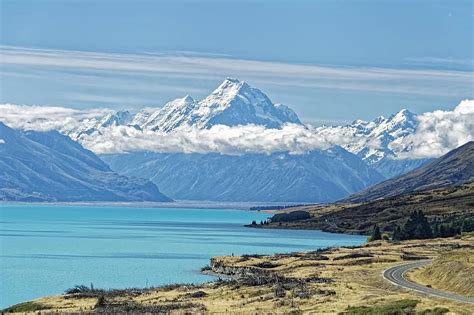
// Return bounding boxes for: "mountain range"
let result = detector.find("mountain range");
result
[65,78,429,179]
[67,78,301,140]
[91,78,390,202]
[345,141,474,203]
[1,78,451,203]
[0,122,170,202]
[263,141,474,234]
[102,148,383,203]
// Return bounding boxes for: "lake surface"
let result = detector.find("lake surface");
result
[0,204,366,308]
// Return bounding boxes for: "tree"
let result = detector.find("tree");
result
[370,224,382,241]
[400,210,432,240]
[392,225,402,241]
[414,210,432,239]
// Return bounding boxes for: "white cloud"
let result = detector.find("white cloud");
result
[0,139,5,144]
[394,100,474,159]
[1,45,472,97]
[0,104,112,131]
[0,101,472,159]
[77,124,349,155]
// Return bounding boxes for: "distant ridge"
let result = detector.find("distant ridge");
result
[344,141,474,203]
[65,79,434,178]
[0,122,171,202]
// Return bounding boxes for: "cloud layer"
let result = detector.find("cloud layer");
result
[0,101,472,159]
[77,124,350,155]
[393,99,474,159]
[2,45,472,98]
[0,104,112,131]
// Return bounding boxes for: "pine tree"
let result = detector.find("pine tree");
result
[392,225,402,241]
[370,224,382,241]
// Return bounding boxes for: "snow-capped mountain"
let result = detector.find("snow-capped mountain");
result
[143,78,302,131]
[68,110,133,139]
[317,109,418,164]
[315,108,429,177]
[63,78,429,179]
[67,78,302,139]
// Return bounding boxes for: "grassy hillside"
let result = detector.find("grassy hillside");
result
[408,249,474,297]
[345,141,474,203]
[260,182,474,234]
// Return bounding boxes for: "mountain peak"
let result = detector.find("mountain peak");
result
[210,78,250,99]
[68,79,302,134]
[390,108,416,121]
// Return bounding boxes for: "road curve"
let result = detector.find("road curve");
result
[383,260,474,304]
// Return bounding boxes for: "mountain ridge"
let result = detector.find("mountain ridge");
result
[102,147,384,203]
[0,122,171,202]
[64,78,431,178]
[344,141,474,203]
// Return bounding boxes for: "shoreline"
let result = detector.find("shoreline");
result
[4,236,472,314]
[0,200,288,211]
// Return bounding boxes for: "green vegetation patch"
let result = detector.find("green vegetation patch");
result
[2,301,51,313]
[270,211,311,223]
[343,300,449,315]
[343,299,419,315]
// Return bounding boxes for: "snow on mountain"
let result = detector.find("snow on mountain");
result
[62,78,428,178]
[67,110,133,139]
[187,78,302,129]
[142,95,198,132]
[316,108,418,164]
[67,78,302,140]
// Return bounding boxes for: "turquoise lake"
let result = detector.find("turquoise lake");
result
[0,204,366,308]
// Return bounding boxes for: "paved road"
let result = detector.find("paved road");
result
[383,260,474,304]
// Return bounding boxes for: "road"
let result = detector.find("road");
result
[383,260,474,304]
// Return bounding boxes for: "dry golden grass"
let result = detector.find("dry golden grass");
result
[4,236,473,314]
[407,248,474,297]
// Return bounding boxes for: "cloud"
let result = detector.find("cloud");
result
[76,124,352,155]
[0,104,112,131]
[394,100,474,159]
[0,101,472,159]
[406,56,474,68]
[2,45,473,98]
[0,139,5,144]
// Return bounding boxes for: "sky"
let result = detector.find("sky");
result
[1,0,473,125]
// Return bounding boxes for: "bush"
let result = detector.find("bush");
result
[345,299,419,315]
[270,211,311,223]
[2,302,51,313]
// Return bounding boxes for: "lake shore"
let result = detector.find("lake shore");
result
[5,235,473,314]
[0,200,295,211]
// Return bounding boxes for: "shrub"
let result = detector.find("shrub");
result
[270,211,311,223]
[345,299,419,315]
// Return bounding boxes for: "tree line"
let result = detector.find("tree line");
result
[369,210,474,241]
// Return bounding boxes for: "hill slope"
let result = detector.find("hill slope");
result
[260,142,474,234]
[102,147,383,203]
[261,181,474,234]
[0,122,170,202]
[344,141,474,203]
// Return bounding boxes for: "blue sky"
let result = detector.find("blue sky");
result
[1,0,473,125]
